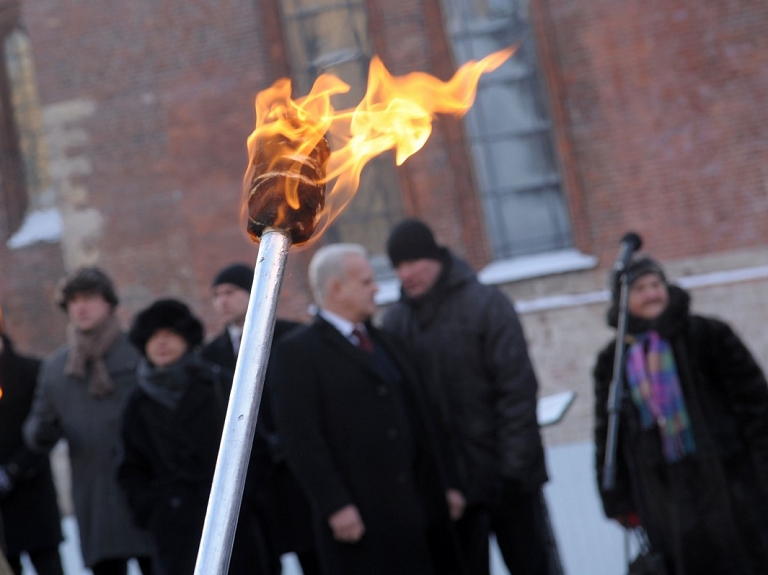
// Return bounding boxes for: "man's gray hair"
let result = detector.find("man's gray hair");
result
[309,243,368,306]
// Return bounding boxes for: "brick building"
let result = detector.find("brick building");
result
[1,0,767,570]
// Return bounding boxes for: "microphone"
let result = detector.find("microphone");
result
[612,232,642,274]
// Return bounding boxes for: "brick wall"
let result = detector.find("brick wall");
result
[1,0,767,365]
[537,0,768,263]
[0,241,67,354]
[4,0,276,347]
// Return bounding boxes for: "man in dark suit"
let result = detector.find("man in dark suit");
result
[202,263,301,368]
[202,263,252,369]
[201,263,318,575]
[269,243,466,575]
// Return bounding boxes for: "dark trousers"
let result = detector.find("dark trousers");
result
[492,483,558,575]
[7,547,64,575]
[455,505,492,575]
[456,482,560,575]
[91,556,153,575]
[296,550,323,575]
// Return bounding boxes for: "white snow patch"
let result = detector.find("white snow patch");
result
[478,249,599,285]
[375,249,598,306]
[7,208,63,249]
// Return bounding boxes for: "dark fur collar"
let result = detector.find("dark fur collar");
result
[607,284,690,338]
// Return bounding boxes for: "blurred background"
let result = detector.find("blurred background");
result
[1,0,766,572]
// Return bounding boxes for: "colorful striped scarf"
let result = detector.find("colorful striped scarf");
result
[625,331,696,462]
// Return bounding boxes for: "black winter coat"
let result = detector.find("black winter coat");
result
[269,317,465,575]
[382,252,547,503]
[201,321,316,558]
[118,356,268,575]
[0,336,62,557]
[594,286,768,575]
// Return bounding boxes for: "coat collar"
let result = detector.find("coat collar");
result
[169,362,224,424]
[211,330,237,364]
[312,316,392,382]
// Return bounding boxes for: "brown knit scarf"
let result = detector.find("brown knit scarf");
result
[64,313,122,397]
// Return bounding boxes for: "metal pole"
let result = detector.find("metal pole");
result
[602,272,630,492]
[194,228,292,575]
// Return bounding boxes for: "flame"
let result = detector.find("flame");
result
[242,46,516,245]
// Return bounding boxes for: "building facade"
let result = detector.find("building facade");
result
[1,0,767,569]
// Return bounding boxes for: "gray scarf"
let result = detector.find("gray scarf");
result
[64,314,122,397]
[136,353,195,410]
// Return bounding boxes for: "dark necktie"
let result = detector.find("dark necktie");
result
[352,328,374,353]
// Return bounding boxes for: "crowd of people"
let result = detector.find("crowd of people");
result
[1,217,767,575]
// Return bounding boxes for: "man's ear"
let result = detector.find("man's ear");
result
[326,277,342,300]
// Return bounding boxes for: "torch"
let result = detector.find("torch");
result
[193,123,330,575]
[194,47,516,575]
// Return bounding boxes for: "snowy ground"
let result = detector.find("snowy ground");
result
[21,517,512,575]
[22,442,631,574]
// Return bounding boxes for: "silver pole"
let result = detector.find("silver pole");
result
[194,228,292,575]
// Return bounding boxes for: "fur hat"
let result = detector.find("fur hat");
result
[610,255,667,305]
[128,299,204,354]
[212,263,253,293]
[57,267,119,311]
[386,218,444,268]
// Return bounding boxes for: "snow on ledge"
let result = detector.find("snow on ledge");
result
[376,253,768,314]
[7,208,63,249]
[477,249,598,285]
[375,278,401,305]
[375,249,598,306]
[515,264,768,314]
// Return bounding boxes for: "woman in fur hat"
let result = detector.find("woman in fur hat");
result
[593,256,768,574]
[118,299,269,575]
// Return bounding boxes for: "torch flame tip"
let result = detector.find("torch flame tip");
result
[243,46,514,246]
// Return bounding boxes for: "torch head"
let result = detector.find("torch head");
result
[246,125,330,245]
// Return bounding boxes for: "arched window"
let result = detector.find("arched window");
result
[279,0,403,273]
[0,18,49,239]
[440,0,573,258]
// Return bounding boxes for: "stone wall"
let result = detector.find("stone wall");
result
[506,246,768,447]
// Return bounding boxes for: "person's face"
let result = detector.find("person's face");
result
[627,273,669,320]
[145,328,188,368]
[332,255,379,324]
[395,258,443,298]
[212,283,250,327]
[66,292,113,332]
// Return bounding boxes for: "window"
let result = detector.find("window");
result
[440,0,572,259]
[0,25,49,239]
[279,0,403,273]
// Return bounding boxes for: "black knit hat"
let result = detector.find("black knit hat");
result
[128,299,204,354]
[386,218,444,267]
[610,255,667,304]
[212,263,253,293]
[57,267,119,311]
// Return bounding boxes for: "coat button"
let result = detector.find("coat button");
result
[387,427,399,440]
[377,385,389,397]
[170,497,182,508]
[396,472,408,484]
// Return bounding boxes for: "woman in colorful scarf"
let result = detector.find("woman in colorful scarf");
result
[593,256,768,575]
